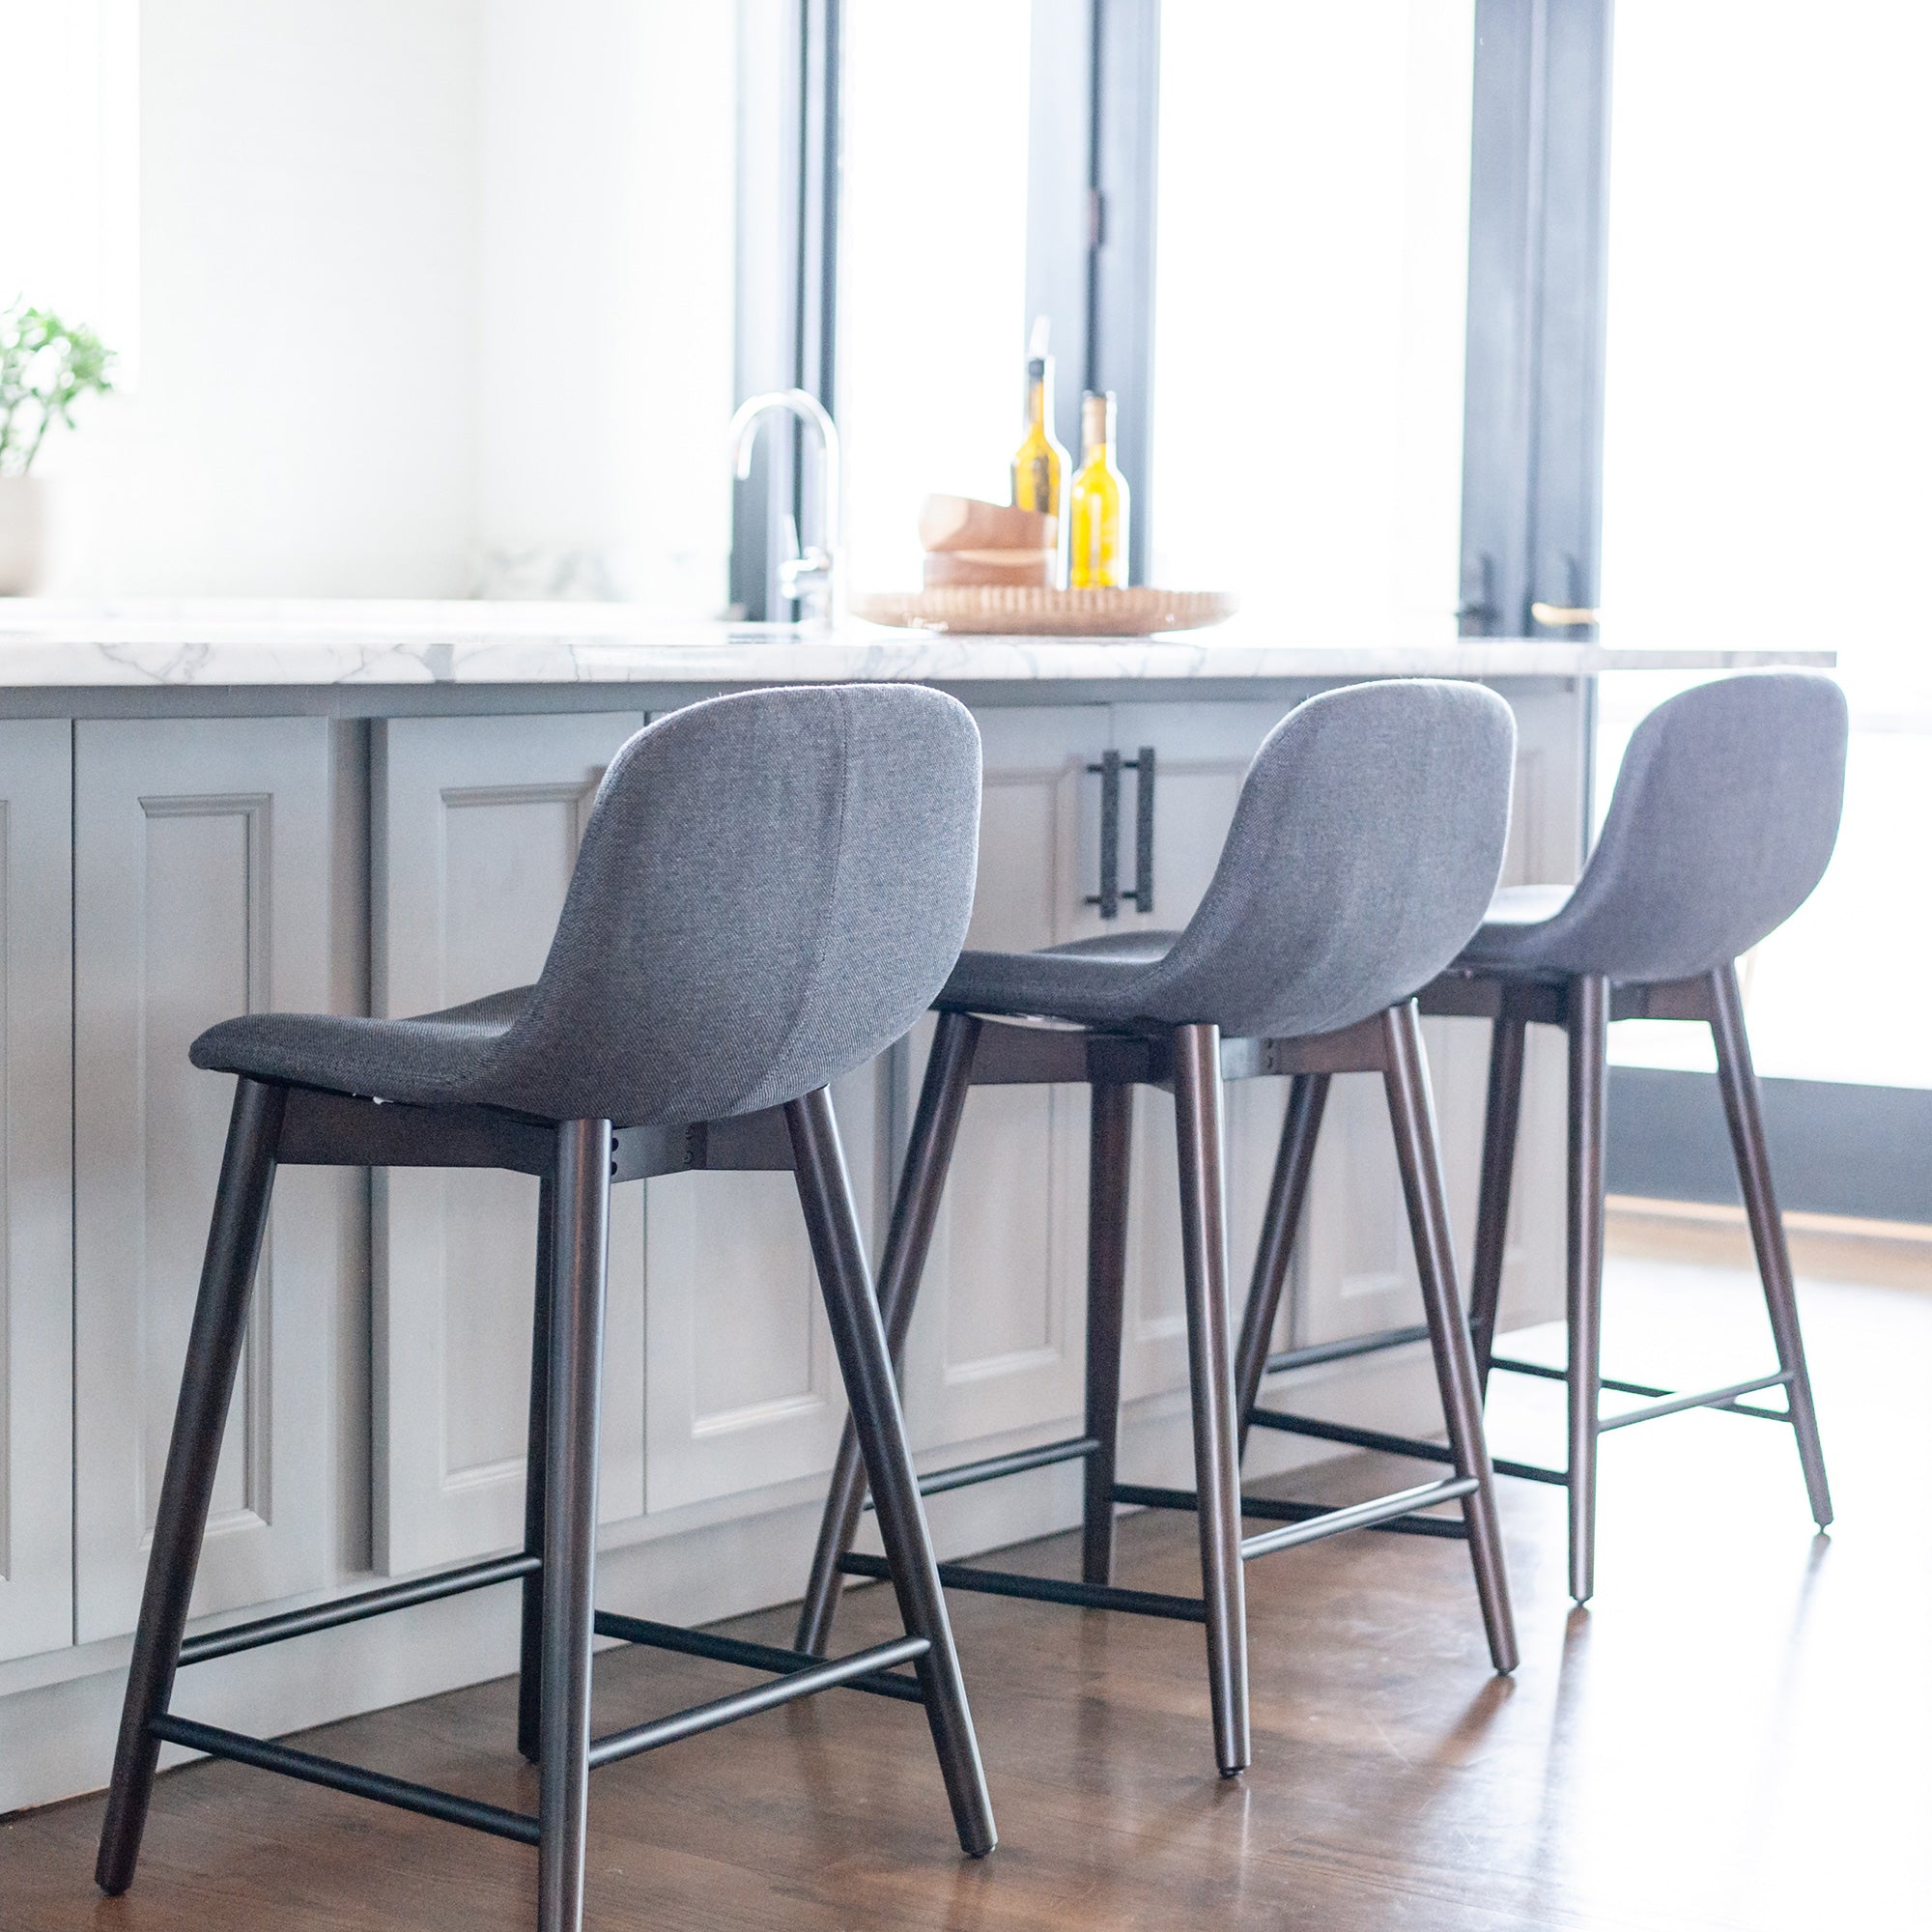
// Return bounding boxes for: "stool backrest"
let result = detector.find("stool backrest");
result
[1523,669,1847,984]
[1133,678,1517,1038]
[492,683,982,1126]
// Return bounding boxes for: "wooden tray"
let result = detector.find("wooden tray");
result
[850,584,1237,637]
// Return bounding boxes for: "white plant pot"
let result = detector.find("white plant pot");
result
[0,476,49,596]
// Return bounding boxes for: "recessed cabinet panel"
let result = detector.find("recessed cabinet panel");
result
[75,719,343,1642]
[373,714,647,1574]
[0,723,73,1664]
[642,1062,873,1514]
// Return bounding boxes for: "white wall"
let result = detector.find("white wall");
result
[2,0,736,606]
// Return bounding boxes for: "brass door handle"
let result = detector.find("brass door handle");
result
[1530,602,1600,627]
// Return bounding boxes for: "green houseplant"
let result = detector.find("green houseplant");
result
[0,301,116,594]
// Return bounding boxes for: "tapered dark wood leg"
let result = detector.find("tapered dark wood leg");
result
[97,1078,288,1895]
[795,1012,981,1657]
[1708,962,1833,1528]
[536,1120,611,1932]
[1234,1071,1330,1452]
[1469,998,1528,1391]
[787,1086,996,1857]
[1082,1081,1133,1585]
[1381,1004,1518,1673]
[1566,975,1609,1605]
[1171,1023,1250,1777]
[518,1171,557,1765]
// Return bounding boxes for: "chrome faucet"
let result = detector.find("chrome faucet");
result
[728,388,841,628]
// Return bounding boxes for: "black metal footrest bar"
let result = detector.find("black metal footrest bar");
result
[1248,1407,1566,1486]
[838,1550,1206,1624]
[178,1551,541,1665]
[1490,1354,1797,1426]
[863,1435,1100,1511]
[593,1609,924,1702]
[1596,1370,1793,1432]
[148,1714,540,1846]
[1490,1354,1669,1398]
[587,1634,930,1768]
[1236,1477,1478,1560]
[1263,1323,1432,1378]
[1113,1481,1469,1543]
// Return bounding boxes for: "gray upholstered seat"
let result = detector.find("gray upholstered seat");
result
[1455,670,1847,984]
[193,682,983,1126]
[940,677,1518,1038]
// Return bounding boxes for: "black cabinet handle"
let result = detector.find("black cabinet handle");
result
[1085,747,1155,920]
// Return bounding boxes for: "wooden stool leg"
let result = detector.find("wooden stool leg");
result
[1708,963,1833,1528]
[788,1086,997,1858]
[97,1078,288,1895]
[1172,1023,1250,1778]
[1082,1081,1133,1585]
[1234,1071,1329,1452]
[518,1171,556,1765]
[536,1120,611,1932]
[1381,1004,1518,1673]
[1566,975,1609,1605]
[1469,1000,1528,1391]
[795,1012,980,1657]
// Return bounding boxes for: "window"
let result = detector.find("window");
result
[1151,1,1474,636]
[1598,0,1932,1088]
[837,0,1035,600]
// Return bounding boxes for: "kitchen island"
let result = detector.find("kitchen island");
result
[0,602,1830,1812]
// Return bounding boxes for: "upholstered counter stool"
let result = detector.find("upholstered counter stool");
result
[95,685,998,1932]
[1236,670,1847,1605]
[796,679,1522,1778]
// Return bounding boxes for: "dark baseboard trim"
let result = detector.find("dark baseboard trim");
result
[1607,1066,1930,1225]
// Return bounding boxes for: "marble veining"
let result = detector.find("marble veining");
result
[0,599,1833,688]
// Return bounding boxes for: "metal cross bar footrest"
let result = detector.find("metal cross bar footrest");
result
[1248,1406,1567,1486]
[1113,1480,1470,1543]
[1486,1357,1797,1429]
[1262,1322,1432,1378]
[587,1634,931,1767]
[148,1714,542,1846]
[861,1435,1100,1511]
[1236,1477,1478,1560]
[158,1555,937,1855]
[593,1609,924,1702]
[152,1628,933,1845]
[838,1550,1206,1624]
[1595,1370,1794,1432]
[177,1551,541,1666]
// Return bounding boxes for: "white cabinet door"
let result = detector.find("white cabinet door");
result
[891,705,1112,1458]
[373,714,646,1575]
[74,719,347,1642]
[641,1058,876,1514]
[0,723,73,1663]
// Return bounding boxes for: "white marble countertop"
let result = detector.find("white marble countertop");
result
[0,599,1834,687]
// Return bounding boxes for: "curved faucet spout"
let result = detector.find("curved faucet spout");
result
[728,389,842,628]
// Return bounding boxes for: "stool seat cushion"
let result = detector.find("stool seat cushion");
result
[939,678,1517,1040]
[1452,885,1577,975]
[941,930,1182,1026]
[189,684,983,1126]
[193,986,537,1110]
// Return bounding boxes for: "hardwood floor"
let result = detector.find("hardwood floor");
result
[6,1235,1927,1931]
